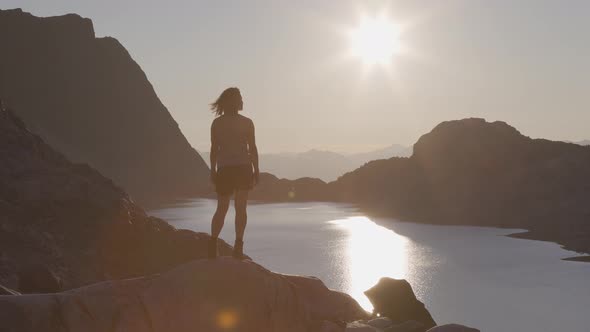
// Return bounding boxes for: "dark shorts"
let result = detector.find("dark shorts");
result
[215,164,254,195]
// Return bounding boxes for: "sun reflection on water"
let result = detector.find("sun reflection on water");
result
[329,216,409,311]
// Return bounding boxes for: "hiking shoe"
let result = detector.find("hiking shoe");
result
[233,239,244,259]
[208,237,218,259]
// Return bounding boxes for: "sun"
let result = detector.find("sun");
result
[350,16,401,66]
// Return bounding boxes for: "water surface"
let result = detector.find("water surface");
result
[151,199,590,332]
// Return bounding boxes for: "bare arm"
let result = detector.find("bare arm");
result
[248,119,260,184]
[210,121,218,183]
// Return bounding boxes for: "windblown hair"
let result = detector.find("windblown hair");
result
[210,87,241,116]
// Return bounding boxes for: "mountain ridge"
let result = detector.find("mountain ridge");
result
[0,8,209,206]
[202,144,411,182]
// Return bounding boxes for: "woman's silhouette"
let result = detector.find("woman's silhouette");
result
[208,87,259,259]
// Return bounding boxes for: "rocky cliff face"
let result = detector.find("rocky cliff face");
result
[0,105,232,290]
[0,8,209,205]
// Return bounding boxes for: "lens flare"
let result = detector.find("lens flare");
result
[216,309,239,329]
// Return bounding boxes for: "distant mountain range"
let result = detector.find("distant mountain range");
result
[251,118,590,255]
[203,144,412,182]
[0,9,209,205]
[573,140,590,146]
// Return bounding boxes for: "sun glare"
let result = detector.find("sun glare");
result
[350,16,401,66]
[329,216,408,311]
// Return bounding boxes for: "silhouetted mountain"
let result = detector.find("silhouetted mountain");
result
[203,144,411,182]
[0,106,233,290]
[255,118,590,254]
[573,140,590,146]
[338,118,590,253]
[0,9,209,205]
[250,173,333,202]
[348,144,412,165]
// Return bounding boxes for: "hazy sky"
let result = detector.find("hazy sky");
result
[4,0,590,153]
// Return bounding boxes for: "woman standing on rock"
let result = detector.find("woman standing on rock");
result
[208,87,259,259]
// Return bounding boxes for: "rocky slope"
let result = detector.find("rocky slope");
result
[0,8,209,205]
[0,105,232,290]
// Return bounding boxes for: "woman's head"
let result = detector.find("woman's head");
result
[210,87,243,116]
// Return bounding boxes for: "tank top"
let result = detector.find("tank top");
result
[212,114,252,168]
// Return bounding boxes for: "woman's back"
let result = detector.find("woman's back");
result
[212,113,252,167]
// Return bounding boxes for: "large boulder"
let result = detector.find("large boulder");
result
[0,258,368,332]
[364,278,436,330]
[425,324,479,332]
[384,321,426,332]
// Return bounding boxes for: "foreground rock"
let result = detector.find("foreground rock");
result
[364,278,436,330]
[0,258,369,332]
[0,106,233,290]
[0,284,20,295]
[0,8,209,205]
[426,324,480,332]
[345,320,454,332]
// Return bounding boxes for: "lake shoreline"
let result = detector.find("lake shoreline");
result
[356,206,590,263]
[153,197,590,263]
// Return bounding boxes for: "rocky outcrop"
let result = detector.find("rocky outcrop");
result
[345,318,426,332]
[344,320,476,332]
[0,258,369,332]
[0,8,209,205]
[332,118,590,253]
[364,278,436,331]
[425,324,479,332]
[0,106,232,290]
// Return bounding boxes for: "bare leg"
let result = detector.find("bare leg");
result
[211,194,231,239]
[234,190,249,242]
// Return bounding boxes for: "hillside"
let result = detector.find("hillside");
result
[0,9,209,205]
[0,105,232,290]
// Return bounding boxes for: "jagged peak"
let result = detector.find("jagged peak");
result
[0,8,95,40]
